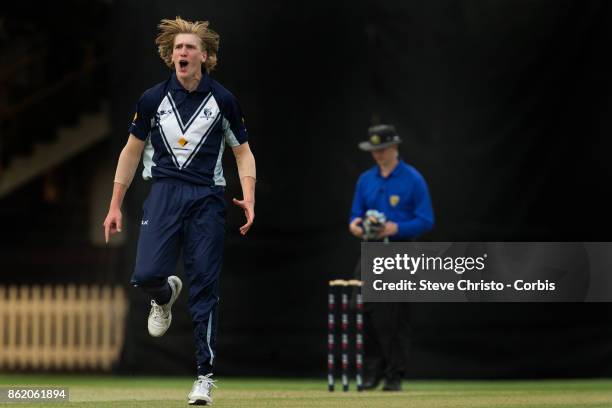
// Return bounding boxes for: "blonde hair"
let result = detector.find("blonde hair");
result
[155,17,220,73]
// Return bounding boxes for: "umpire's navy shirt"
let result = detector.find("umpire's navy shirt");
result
[129,72,248,186]
[350,160,434,240]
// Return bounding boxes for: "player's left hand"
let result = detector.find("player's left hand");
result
[379,221,398,238]
[232,198,255,235]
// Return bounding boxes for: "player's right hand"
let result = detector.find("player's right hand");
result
[349,217,364,238]
[103,208,123,244]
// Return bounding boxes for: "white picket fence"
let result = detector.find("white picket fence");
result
[0,285,127,370]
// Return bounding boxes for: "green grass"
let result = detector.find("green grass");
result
[0,375,611,407]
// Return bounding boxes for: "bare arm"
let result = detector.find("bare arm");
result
[103,135,145,243]
[231,142,256,235]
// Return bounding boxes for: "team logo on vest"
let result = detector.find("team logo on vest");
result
[200,107,214,119]
[389,195,400,207]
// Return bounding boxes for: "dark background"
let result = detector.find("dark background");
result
[2,0,612,378]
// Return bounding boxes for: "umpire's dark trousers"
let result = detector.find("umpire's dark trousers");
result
[354,259,411,380]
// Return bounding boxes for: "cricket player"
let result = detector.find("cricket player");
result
[103,17,256,405]
[349,124,434,391]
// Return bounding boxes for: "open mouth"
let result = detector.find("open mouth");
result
[179,60,188,69]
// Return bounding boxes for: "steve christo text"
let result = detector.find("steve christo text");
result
[372,279,556,292]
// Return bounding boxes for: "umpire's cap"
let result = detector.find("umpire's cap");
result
[358,124,402,151]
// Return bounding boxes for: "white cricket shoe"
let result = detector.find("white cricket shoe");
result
[188,374,216,405]
[147,275,182,337]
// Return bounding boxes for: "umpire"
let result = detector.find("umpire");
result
[348,124,434,391]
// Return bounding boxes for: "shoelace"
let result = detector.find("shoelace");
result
[195,374,217,393]
[150,300,165,319]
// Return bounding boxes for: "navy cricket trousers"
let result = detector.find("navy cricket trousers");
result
[130,180,226,376]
